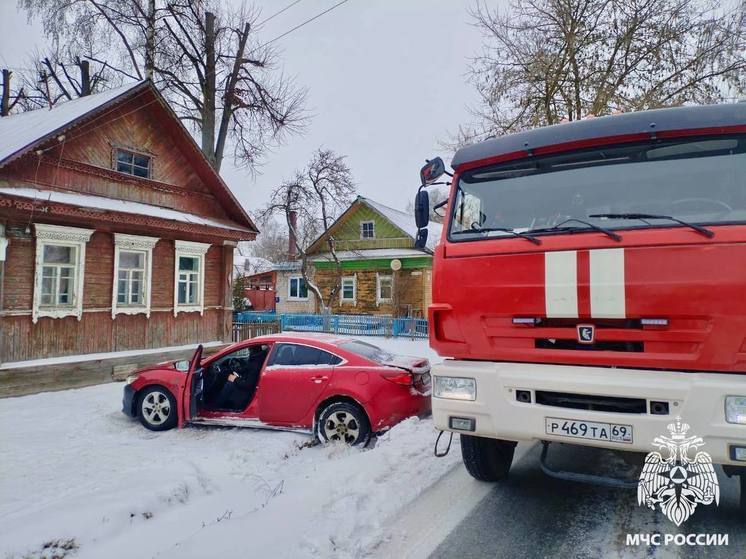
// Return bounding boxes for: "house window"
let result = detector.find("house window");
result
[174,240,211,316]
[340,276,356,304]
[115,148,151,178]
[288,276,308,300]
[377,274,393,304]
[33,224,94,323]
[360,221,375,239]
[112,233,158,319]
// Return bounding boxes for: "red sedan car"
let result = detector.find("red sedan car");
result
[122,333,431,446]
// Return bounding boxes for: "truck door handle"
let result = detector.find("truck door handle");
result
[310,375,329,383]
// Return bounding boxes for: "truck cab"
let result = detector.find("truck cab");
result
[421,103,746,504]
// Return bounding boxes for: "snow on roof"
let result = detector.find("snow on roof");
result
[360,197,443,250]
[0,81,146,165]
[0,187,252,232]
[311,248,433,262]
[271,261,302,272]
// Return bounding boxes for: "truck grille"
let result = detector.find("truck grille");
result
[535,390,647,414]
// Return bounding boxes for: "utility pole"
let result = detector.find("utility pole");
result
[1,69,10,116]
[202,10,217,166]
[80,60,91,96]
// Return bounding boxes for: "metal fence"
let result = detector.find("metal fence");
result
[234,311,428,339]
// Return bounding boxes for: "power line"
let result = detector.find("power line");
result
[257,0,304,27]
[256,0,353,51]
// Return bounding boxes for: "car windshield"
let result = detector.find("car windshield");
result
[337,340,393,364]
[450,135,746,241]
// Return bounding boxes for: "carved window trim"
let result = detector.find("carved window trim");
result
[112,233,159,319]
[174,240,211,316]
[33,223,94,323]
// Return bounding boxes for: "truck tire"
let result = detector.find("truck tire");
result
[460,434,516,482]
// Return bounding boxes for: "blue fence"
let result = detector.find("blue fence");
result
[234,311,428,339]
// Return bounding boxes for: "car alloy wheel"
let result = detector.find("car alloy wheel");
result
[323,410,361,444]
[141,390,172,426]
[316,401,371,447]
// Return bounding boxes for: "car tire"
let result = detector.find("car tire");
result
[460,434,516,482]
[137,386,178,432]
[316,401,371,447]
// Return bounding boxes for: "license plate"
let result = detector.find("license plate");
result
[545,417,633,444]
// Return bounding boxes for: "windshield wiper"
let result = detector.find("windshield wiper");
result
[528,218,622,242]
[453,226,542,245]
[588,213,714,238]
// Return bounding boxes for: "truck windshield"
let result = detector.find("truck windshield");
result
[450,135,746,241]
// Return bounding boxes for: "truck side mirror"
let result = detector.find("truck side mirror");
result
[414,228,429,249]
[420,157,445,186]
[414,188,429,229]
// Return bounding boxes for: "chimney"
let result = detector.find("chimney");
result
[288,210,298,260]
[80,60,91,96]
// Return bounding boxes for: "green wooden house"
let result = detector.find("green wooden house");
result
[304,196,442,317]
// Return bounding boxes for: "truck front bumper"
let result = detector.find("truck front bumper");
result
[432,360,746,466]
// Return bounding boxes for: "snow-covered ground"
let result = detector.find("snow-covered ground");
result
[0,337,461,559]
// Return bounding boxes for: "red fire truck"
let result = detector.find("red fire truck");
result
[415,103,746,506]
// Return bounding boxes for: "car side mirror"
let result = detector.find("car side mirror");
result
[414,189,429,229]
[175,360,189,372]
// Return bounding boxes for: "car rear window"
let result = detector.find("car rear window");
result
[269,343,342,366]
[337,340,393,364]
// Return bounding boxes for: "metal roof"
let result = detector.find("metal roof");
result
[451,103,746,169]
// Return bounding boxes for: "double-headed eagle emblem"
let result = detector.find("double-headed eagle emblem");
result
[637,417,719,526]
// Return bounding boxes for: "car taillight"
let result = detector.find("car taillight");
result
[380,371,413,386]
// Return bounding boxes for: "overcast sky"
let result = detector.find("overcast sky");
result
[0,0,490,217]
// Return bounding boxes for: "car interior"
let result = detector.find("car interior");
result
[201,344,270,412]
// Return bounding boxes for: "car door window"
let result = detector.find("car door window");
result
[269,343,342,367]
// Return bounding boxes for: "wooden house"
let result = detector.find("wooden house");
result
[302,196,442,317]
[0,81,258,395]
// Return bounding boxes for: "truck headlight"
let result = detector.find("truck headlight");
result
[725,396,746,424]
[126,375,138,385]
[434,376,476,401]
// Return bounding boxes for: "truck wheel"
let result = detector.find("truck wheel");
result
[460,434,516,482]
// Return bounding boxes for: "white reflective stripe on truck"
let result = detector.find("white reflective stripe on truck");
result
[545,250,578,318]
[590,248,626,319]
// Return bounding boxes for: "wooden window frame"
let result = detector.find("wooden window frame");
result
[360,220,376,239]
[113,147,153,179]
[32,224,94,323]
[340,275,357,305]
[112,233,159,319]
[174,240,210,316]
[376,273,393,305]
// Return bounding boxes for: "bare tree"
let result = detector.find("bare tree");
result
[18,0,307,172]
[461,0,746,141]
[242,215,292,264]
[263,149,356,314]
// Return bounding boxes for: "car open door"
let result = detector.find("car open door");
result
[180,344,203,427]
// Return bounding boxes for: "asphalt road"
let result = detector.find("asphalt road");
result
[431,443,744,559]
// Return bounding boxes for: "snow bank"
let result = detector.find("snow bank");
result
[0,338,458,559]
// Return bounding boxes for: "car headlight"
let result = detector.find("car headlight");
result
[434,376,476,401]
[725,396,746,424]
[126,375,138,385]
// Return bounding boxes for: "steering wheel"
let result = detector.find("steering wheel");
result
[225,357,243,375]
[670,198,732,212]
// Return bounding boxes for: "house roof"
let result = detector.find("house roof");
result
[0,80,257,234]
[0,186,253,233]
[452,102,746,170]
[307,196,443,254]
